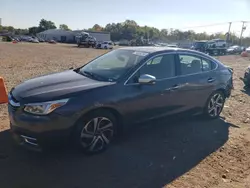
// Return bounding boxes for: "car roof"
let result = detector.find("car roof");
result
[118,46,220,63]
[119,46,202,54]
[119,46,178,53]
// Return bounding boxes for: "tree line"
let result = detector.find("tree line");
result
[0,19,249,45]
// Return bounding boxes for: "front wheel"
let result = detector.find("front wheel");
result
[203,91,225,119]
[74,111,117,154]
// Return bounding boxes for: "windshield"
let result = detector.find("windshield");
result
[79,49,148,82]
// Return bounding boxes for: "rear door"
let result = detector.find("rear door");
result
[171,52,218,113]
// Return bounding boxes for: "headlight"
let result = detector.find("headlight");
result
[24,99,69,115]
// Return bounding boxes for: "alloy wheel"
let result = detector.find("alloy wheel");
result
[80,117,114,152]
[207,93,224,117]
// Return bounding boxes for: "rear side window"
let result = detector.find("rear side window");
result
[179,55,202,75]
[202,58,216,71]
[179,54,216,75]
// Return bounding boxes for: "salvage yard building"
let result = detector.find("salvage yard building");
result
[36,29,111,43]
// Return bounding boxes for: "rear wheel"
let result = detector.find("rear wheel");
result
[74,111,117,154]
[203,91,225,119]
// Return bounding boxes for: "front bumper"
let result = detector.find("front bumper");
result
[8,104,75,151]
[10,124,72,151]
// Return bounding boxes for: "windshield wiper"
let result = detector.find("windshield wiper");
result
[82,71,107,81]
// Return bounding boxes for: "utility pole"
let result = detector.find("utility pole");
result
[226,22,232,43]
[240,21,247,46]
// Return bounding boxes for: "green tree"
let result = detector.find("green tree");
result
[28,27,38,35]
[59,24,71,31]
[15,28,28,35]
[38,19,57,32]
[91,24,103,31]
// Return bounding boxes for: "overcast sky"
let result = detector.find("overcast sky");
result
[1,0,250,36]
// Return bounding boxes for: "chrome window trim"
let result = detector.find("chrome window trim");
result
[124,52,177,85]
[124,51,219,86]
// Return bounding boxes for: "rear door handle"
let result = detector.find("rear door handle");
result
[207,78,215,83]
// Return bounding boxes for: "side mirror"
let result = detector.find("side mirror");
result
[138,74,156,85]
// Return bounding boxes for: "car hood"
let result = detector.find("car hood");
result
[12,70,114,103]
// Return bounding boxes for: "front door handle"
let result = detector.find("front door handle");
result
[169,84,180,91]
[207,78,215,83]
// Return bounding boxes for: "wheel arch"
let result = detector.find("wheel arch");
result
[214,84,231,98]
[74,106,124,134]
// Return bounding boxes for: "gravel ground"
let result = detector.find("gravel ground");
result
[0,42,250,188]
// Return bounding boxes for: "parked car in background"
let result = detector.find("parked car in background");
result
[27,38,39,43]
[167,44,178,47]
[226,45,244,54]
[38,38,45,42]
[12,37,20,42]
[96,41,113,49]
[246,47,250,53]
[8,47,233,154]
[48,40,56,44]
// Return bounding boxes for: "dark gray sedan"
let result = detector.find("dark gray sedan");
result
[8,47,233,153]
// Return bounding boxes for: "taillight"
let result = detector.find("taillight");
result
[225,66,233,74]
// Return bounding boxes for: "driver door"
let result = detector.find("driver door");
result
[121,53,180,123]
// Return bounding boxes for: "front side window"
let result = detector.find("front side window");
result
[79,49,147,81]
[128,54,176,83]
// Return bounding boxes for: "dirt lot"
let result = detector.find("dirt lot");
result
[1,42,250,188]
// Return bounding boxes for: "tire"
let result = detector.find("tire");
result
[73,110,117,154]
[104,46,108,49]
[203,90,225,119]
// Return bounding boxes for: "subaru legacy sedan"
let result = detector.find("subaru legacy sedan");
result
[8,47,233,153]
